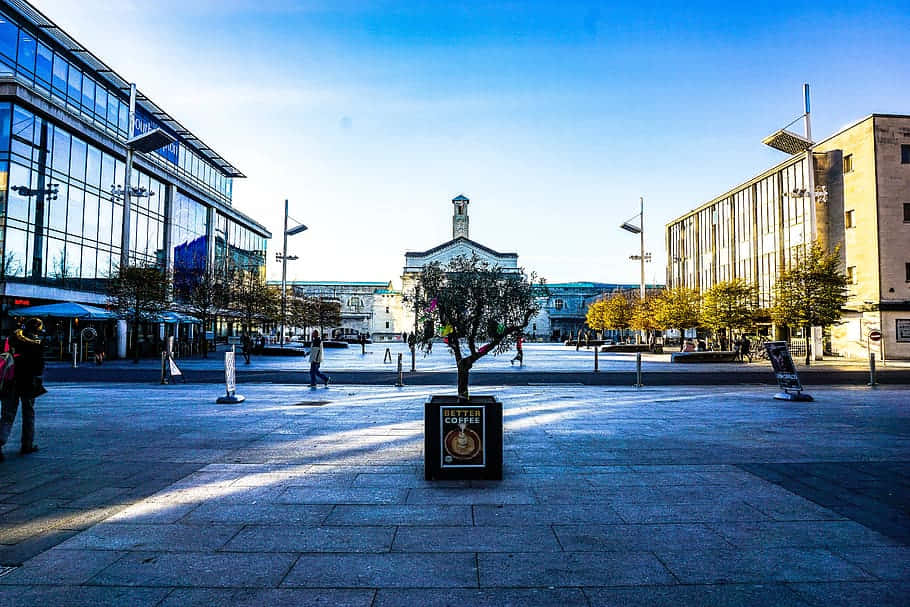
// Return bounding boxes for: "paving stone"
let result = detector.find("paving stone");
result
[406,488,537,505]
[392,525,561,552]
[156,588,375,607]
[277,487,408,504]
[56,523,242,551]
[223,525,394,552]
[374,588,589,607]
[0,585,170,607]
[554,523,731,551]
[656,547,874,584]
[788,581,910,607]
[325,505,472,526]
[611,500,770,523]
[103,501,200,524]
[89,551,297,588]
[181,503,332,525]
[708,521,899,548]
[282,552,477,588]
[479,551,675,586]
[473,504,624,526]
[830,546,910,580]
[0,549,126,585]
[585,583,812,606]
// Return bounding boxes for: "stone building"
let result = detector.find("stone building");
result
[666,113,910,360]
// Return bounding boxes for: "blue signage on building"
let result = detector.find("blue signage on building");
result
[134,108,180,165]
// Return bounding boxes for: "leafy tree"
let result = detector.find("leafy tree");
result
[771,243,849,365]
[654,287,701,349]
[107,263,170,362]
[630,292,663,344]
[412,254,542,397]
[702,279,758,343]
[175,269,230,358]
[586,293,633,338]
[230,266,280,336]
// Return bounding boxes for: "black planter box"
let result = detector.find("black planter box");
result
[424,395,503,481]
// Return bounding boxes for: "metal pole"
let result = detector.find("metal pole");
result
[868,352,877,387]
[396,353,403,387]
[160,351,167,384]
[120,83,136,271]
[280,199,288,347]
[639,196,645,345]
[411,285,418,372]
[594,344,599,373]
[634,351,642,387]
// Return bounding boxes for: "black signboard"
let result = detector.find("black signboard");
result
[425,396,502,481]
[441,406,485,468]
[764,340,812,401]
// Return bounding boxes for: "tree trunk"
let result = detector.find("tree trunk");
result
[132,319,140,363]
[457,360,472,398]
[804,324,811,367]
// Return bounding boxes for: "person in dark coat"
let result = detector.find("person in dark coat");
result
[241,333,252,364]
[0,318,46,460]
[94,332,107,365]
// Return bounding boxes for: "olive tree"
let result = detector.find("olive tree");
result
[412,254,542,397]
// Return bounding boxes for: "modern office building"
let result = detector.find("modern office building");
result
[665,113,910,360]
[0,0,270,356]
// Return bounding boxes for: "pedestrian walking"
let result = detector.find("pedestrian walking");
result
[740,335,752,363]
[360,332,367,355]
[241,333,252,364]
[0,318,47,461]
[308,330,331,388]
[511,334,524,366]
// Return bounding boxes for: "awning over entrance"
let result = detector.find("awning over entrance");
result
[7,302,116,320]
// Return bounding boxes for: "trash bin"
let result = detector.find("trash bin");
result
[424,395,503,481]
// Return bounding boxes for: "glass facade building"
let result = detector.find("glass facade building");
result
[0,1,270,353]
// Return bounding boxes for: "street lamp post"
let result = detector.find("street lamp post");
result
[276,199,307,347]
[620,196,647,344]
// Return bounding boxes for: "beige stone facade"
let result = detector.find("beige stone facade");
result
[666,114,910,360]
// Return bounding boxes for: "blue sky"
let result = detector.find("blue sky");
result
[37,0,910,285]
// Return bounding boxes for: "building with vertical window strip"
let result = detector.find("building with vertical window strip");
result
[0,0,270,357]
[665,114,910,360]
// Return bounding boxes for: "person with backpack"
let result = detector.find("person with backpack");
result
[0,318,46,461]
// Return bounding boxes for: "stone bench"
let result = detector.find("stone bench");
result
[600,344,652,353]
[671,351,739,363]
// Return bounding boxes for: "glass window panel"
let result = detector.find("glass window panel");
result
[94,85,107,121]
[69,136,86,183]
[81,245,96,279]
[100,152,114,191]
[12,104,33,141]
[4,227,27,278]
[111,202,122,248]
[118,100,128,134]
[65,241,81,279]
[96,249,110,278]
[48,182,67,232]
[97,198,112,245]
[106,94,118,131]
[0,102,9,153]
[86,144,101,189]
[66,185,83,236]
[115,158,125,188]
[81,77,95,113]
[45,237,63,277]
[51,126,70,174]
[16,29,35,75]
[7,161,31,223]
[83,192,98,241]
[53,53,69,95]
[66,64,81,105]
[0,15,16,67]
[35,42,51,90]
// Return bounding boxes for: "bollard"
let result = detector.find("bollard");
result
[396,353,404,387]
[160,352,168,384]
[71,344,78,368]
[634,352,643,388]
[411,346,416,372]
[594,346,599,373]
[868,352,878,387]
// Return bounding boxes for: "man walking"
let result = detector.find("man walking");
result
[309,330,331,388]
[511,334,524,366]
[0,318,46,460]
[241,333,252,364]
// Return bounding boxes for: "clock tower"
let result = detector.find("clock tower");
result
[452,194,469,239]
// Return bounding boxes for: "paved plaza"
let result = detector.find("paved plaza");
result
[0,382,907,606]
